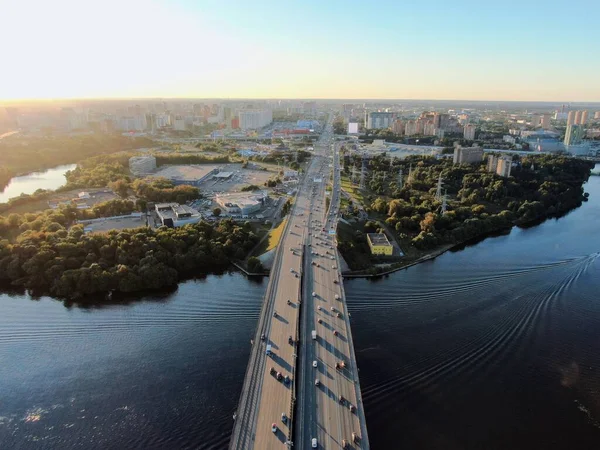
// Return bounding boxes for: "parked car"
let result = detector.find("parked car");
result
[272,423,277,433]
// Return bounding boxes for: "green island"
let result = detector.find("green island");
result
[336,152,594,275]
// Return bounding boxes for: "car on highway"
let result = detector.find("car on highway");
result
[312,292,316,297]
[281,413,287,424]
[272,423,277,433]
[276,372,283,381]
[284,375,290,385]
[260,333,266,340]
[312,437,318,448]
[313,360,318,368]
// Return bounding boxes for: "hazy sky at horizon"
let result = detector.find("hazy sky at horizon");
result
[2,0,599,101]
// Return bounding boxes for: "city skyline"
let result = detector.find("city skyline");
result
[2,0,599,102]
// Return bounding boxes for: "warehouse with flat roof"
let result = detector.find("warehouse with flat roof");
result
[155,203,202,227]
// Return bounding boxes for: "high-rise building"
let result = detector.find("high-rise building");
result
[567,110,576,126]
[238,109,273,130]
[595,112,600,119]
[453,146,483,164]
[580,110,588,125]
[365,111,395,129]
[433,113,450,129]
[496,156,512,178]
[463,124,476,140]
[531,115,541,128]
[404,120,418,136]
[487,155,499,173]
[574,110,582,125]
[423,121,436,136]
[392,119,404,135]
[302,101,317,116]
[541,114,551,129]
[564,124,584,146]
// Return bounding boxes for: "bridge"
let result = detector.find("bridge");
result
[229,118,370,449]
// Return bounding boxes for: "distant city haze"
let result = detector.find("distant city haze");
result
[2,0,599,102]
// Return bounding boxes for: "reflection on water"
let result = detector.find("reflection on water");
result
[347,164,600,449]
[0,273,265,450]
[0,164,76,203]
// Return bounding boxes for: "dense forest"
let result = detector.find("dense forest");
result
[0,216,259,298]
[339,153,594,262]
[0,134,154,190]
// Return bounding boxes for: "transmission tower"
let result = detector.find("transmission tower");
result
[359,154,367,189]
[435,173,444,201]
[441,189,448,214]
[351,166,358,184]
[407,164,414,185]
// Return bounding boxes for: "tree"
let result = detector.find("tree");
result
[108,179,130,198]
[247,256,264,273]
[213,207,222,217]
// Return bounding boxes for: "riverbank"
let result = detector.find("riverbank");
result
[340,214,562,278]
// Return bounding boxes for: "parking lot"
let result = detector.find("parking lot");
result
[198,163,276,195]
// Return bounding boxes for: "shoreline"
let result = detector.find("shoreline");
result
[340,221,526,279]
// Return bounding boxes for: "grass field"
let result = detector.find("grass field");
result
[251,218,288,256]
[340,175,366,204]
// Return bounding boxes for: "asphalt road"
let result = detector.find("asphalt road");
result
[230,118,369,450]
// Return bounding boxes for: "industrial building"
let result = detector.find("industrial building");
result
[453,146,483,164]
[215,191,268,216]
[367,233,393,256]
[155,203,202,227]
[129,156,157,175]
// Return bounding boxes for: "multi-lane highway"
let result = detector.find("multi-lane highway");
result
[230,117,369,449]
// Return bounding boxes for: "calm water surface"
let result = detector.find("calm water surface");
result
[0,274,265,449]
[0,164,76,203]
[347,164,600,449]
[1,166,600,449]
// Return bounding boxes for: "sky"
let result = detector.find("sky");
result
[1,0,599,102]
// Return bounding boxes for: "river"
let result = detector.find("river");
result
[0,164,77,203]
[1,167,599,449]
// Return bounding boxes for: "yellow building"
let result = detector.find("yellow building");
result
[367,233,393,256]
